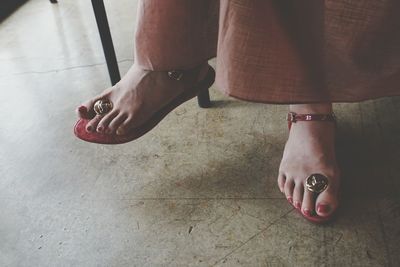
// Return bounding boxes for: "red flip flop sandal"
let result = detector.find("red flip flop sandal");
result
[74,65,215,144]
[287,111,339,224]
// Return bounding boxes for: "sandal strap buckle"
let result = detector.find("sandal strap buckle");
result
[167,70,184,81]
[287,112,297,122]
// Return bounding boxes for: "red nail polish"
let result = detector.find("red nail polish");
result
[78,106,87,113]
[87,125,93,132]
[317,204,331,214]
[287,197,293,204]
[295,202,301,209]
[98,126,103,132]
[303,209,312,217]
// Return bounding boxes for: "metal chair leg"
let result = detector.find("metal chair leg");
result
[91,0,121,86]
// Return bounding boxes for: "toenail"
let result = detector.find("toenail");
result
[87,125,93,132]
[287,197,293,204]
[97,126,104,132]
[116,128,125,135]
[303,209,312,217]
[78,106,87,113]
[317,204,331,214]
[295,202,301,209]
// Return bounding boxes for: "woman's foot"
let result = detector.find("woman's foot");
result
[76,62,209,136]
[277,103,341,221]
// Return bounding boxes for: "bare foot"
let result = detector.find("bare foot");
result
[76,62,209,135]
[277,104,341,219]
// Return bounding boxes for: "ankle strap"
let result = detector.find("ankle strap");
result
[167,63,208,81]
[287,112,336,123]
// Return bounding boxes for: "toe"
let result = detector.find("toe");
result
[315,186,339,217]
[284,178,295,205]
[76,105,89,119]
[277,173,286,193]
[116,116,134,136]
[97,111,118,134]
[78,89,112,119]
[107,114,128,134]
[86,115,102,133]
[78,98,98,119]
[292,183,304,210]
[301,187,315,217]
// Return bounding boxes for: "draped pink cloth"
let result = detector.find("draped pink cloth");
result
[134,0,400,104]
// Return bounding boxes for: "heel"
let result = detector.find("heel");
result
[196,66,215,108]
[197,89,211,108]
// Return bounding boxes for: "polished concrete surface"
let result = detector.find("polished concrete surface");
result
[1,0,400,266]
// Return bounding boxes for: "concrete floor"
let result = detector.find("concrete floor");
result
[1,0,399,266]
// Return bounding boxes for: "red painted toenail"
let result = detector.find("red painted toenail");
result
[287,197,293,204]
[98,126,104,132]
[303,209,312,217]
[295,202,301,209]
[78,106,87,113]
[87,126,93,132]
[317,204,331,214]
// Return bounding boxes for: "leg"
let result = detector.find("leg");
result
[76,0,217,139]
[134,0,218,108]
[278,103,340,221]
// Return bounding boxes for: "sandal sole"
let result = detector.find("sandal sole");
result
[74,67,215,144]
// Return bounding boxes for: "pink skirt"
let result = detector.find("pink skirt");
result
[134,0,400,104]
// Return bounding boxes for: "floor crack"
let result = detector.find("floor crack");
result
[1,58,134,77]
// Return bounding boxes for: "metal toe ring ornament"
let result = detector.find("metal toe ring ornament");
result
[94,99,113,116]
[305,173,329,193]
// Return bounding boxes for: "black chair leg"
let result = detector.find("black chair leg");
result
[197,89,212,108]
[49,0,58,3]
[91,0,121,86]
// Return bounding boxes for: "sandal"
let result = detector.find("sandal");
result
[287,111,339,224]
[74,65,215,144]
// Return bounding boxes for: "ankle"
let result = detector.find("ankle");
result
[179,62,209,83]
[289,103,333,114]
